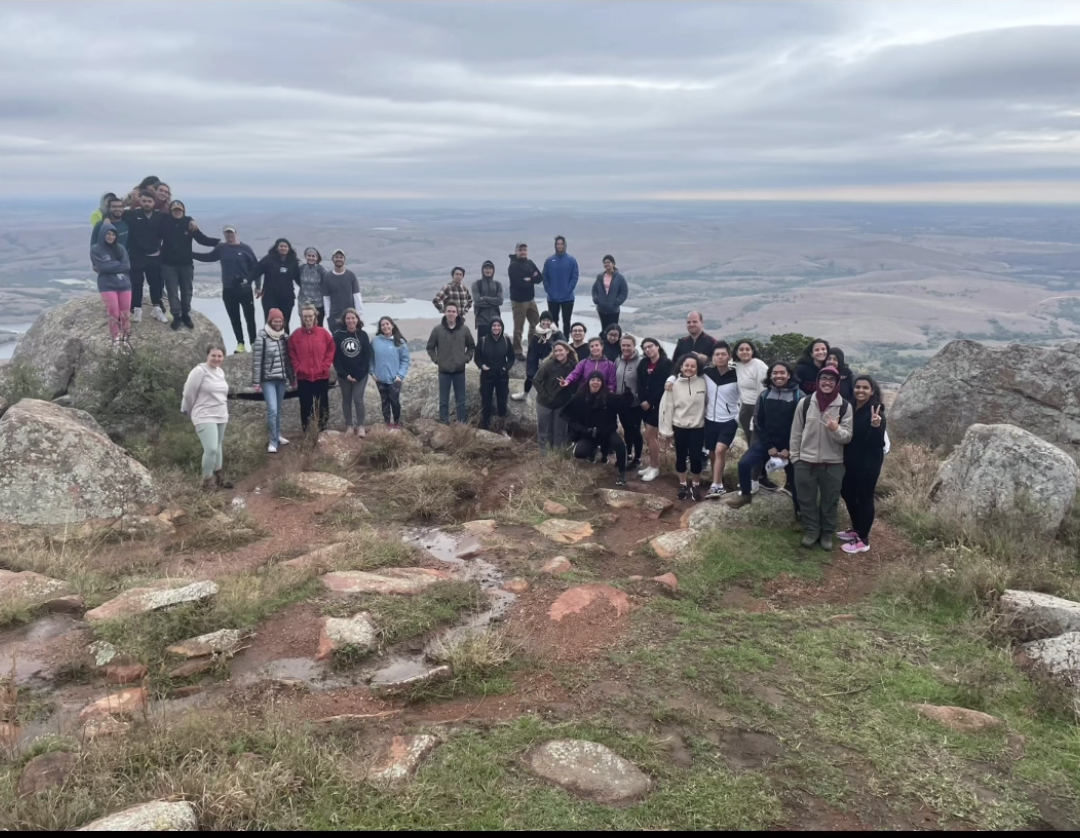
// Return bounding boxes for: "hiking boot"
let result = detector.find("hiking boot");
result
[704,484,726,500]
[725,493,752,509]
[836,530,859,543]
[677,483,688,501]
[510,392,527,401]
[689,484,701,502]
[182,314,195,330]
[615,472,627,487]
[800,534,818,549]
[170,318,183,331]
[131,307,143,323]
[214,472,234,490]
[759,476,778,491]
[842,540,870,554]
[151,306,168,323]
[819,535,833,551]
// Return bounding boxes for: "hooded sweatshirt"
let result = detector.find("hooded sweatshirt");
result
[159,206,220,267]
[526,325,565,380]
[602,324,624,362]
[564,380,619,441]
[563,354,617,393]
[474,319,515,379]
[734,357,770,407]
[592,270,629,314]
[332,326,373,381]
[542,250,580,303]
[249,252,300,303]
[795,360,823,395]
[507,254,543,303]
[615,348,642,406]
[372,333,411,384]
[192,241,259,292]
[702,366,740,424]
[533,347,578,411]
[471,263,504,329]
[91,215,129,248]
[90,193,113,227]
[426,316,476,374]
[753,378,801,452]
[658,373,708,438]
[89,223,131,293]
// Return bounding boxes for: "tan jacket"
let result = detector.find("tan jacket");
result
[658,375,707,438]
[789,394,853,464]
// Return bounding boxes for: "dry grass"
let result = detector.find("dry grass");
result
[439,424,518,466]
[353,428,424,471]
[271,477,315,501]
[495,452,588,525]
[166,510,265,555]
[320,497,373,530]
[0,539,155,608]
[428,625,517,676]
[381,463,483,523]
[331,527,418,572]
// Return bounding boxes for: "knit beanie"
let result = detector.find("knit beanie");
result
[267,308,284,323]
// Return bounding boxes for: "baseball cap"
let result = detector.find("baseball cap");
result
[223,225,237,234]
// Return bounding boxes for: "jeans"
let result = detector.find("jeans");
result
[162,264,194,318]
[548,300,575,336]
[438,371,468,424]
[130,260,164,310]
[100,291,132,339]
[377,380,402,423]
[598,310,620,331]
[617,403,643,462]
[738,441,799,512]
[224,286,257,345]
[510,300,539,356]
[842,459,883,543]
[794,462,845,540]
[194,422,227,479]
[340,375,368,428]
[297,379,330,432]
[262,297,294,335]
[673,426,705,476]
[261,380,287,447]
[573,432,627,473]
[536,403,568,454]
[480,373,509,429]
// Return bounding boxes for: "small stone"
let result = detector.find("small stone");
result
[166,629,245,659]
[597,513,619,526]
[462,519,497,535]
[651,573,678,593]
[912,704,1004,734]
[79,687,148,721]
[597,489,673,519]
[549,585,633,623]
[293,472,355,497]
[157,507,187,526]
[88,640,119,667]
[540,557,573,575]
[315,613,378,662]
[321,568,452,596]
[629,575,644,582]
[169,659,216,679]
[77,801,198,832]
[528,739,652,803]
[544,500,570,516]
[830,614,859,622]
[282,543,348,573]
[535,519,594,544]
[81,716,130,741]
[85,580,218,624]
[650,530,698,560]
[370,665,452,696]
[105,664,148,685]
[502,578,530,594]
[368,735,441,785]
[18,751,77,797]
[574,542,611,555]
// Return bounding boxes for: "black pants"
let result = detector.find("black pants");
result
[549,300,575,336]
[130,261,164,310]
[573,432,627,473]
[673,426,705,477]
[617,403,643,462]
[162,264,194,318]
[599,310,620,331]
[480,373,509,429]
[475,324,490,341]
[841,459,883,544]
[262,297,295,335]
[297,379,330,432]
[377,381,402,423]
[223,286,257,345]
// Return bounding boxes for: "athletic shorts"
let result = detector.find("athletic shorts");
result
[705,418,739,451]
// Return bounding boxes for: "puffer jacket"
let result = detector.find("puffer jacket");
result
[251,331,295,385]
[790,393,853,465]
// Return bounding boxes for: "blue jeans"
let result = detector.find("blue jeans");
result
[438,371,467,424]
[262,380,287,447]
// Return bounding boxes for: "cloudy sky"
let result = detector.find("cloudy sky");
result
[1,0,1078,203]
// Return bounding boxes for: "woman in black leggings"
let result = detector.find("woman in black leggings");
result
[838,375,886,555]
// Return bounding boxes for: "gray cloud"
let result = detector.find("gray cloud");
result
[0,1,1077,201]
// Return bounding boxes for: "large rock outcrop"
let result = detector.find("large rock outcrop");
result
[0,399,159,526]
[929,423,1079,537]
[399,363,536,432]
[890,340,1080,459]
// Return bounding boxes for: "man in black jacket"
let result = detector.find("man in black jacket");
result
[121,189,169,324]
[161,200,219,330]
[507,242,543,362]
[674,311,718,364]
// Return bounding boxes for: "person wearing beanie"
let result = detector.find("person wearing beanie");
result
[162,199,220,332]
[789,366,853,551]
[507,242,544,361]
[513,309,564,401]
[542,235,579,336]
[471,259,504,341]
[474,317,515,431]
[298,247,328,327]
[432,266,473,317]
[322,249,363,329]
[565,370,628,485]
[193,225,259,352]
[592,255,629,330]
[251,307,296,453]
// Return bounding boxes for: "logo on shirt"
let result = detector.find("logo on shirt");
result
[340,336,361,358]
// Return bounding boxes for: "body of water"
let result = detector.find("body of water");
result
[0,323,34,362]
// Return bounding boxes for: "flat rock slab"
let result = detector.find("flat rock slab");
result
[321,568,452,596]
[543,500,570,516]
[540,556,573,575]
[0,569,81,612]
[549,585,632,623]
[85,580,218,623]
[1000,590,1080,641]
[315,613,378,662]
[81,716,130,741]
[169,658,217,679]
[166,629,246,659]
[686,492,795,531]
[78,801,198,832]
[535,519,594,544]
[282,542,348,573]
[528,739,651,803]
[913,704,1003,734]
[368,735,441,785]
[79,687,148,721]
[105,664,148,685]
[650,530,698,561]
[293,472,355,497]
[597,489,673,518]
[1022,631,1080,690]
[18,751,77,797]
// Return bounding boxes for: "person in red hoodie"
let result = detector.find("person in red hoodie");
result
[288,303,336,433]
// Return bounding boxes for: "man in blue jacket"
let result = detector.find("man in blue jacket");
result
[542,235,579,336]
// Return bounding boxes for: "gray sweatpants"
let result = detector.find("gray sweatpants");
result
[536,403,568,455]
[339,375,368,428]
[793,462,845,540]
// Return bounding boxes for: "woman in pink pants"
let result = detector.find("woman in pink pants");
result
[90,222,132,349]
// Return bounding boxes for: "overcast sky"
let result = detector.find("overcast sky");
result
[2,1,1078,203]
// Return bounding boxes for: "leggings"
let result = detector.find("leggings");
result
[100,290,132,339]
[194,422,226,479]
[617,404,643,462]
[377,381,402,423]
[673,426,705,477]
[340,375,368,428]
[573,432,627,472]
[841,460,883,544]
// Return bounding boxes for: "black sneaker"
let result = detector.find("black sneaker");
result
[627,458,642,472]
[182,314,195,330]
[759,476,778,492]
[170,318,183,331]
[689,484,701,502]
[615,473,627,487]
[677,484,688,501]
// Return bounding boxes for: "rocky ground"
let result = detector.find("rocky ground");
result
[1,403,1079,831]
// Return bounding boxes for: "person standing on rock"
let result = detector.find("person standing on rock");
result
[298,248,328,327]
[674,311,718,365]
[288,304,336,433]
[322,249,363,329]
[91,197,129,248]
[658,353,708,501]
[795,339,830,396]
[543,236,579,336]
[637,338,672,483]
[565,371,628,485]
[508,242,544,361]
[700,342,741,500]
[533,339,578,454]
[475,317,515,431]
[615,334,644,472]
[514,310,564,402]
[592,255,628,331]
[90,222,132,350]
[432,267,473,317]
[121,189,169,325]
[732,339,774,490]
[789,366,853,550]
[332,308,372,437]
[726,361,801,515]
[568,322,589,358]
[251,308,295,453]
[181,344,232,491]
[471,260,504,341]
[838,375,887,555]
[561,337,617,393]
[90,191,117,227]
[192,225,259,353]
[426,302,475,425]
[249,238,301,334]
[160,200,219,332]
[372,316,410,430]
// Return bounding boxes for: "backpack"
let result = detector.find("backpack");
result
[799,395,848,424]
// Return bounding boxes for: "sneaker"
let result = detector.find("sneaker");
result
[111,336,122,353]
[689,484,701,502]
[151,306,168,323]
[836,530,859,543]
[170,318,183,331]
[725,493,752,509]
[819,535,834,551]
[750,480,760,495]
[677,483,688,501]
[510,392,527,401]
[641,467,659,482]
[182,314,195,330]
[705,484,726,500]
[615,473,627,487]
[842,540,870,554]
[131,307,143,323]
[759,476,778,491]
[357,426,367,438]
[279,436,290,446]
[800,535,818,549]
[235,343,247,354]
[267,444,278,454]
[628,458,642,472]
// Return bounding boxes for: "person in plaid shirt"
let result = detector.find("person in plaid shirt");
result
[432,266,473,315]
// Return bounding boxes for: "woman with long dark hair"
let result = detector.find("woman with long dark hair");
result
[248,238,301,333]
[658,353,708,501]
[636,338,672,482]
[826,347,855,403]
[372,316,410,429]
[838,375,887,555]
[90,223,132,350]
[795,339,830,396]
[565,371,628,485]
[333,308,373,437]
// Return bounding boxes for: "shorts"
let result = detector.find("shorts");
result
[641,406,660,428]
[705,418,739,451]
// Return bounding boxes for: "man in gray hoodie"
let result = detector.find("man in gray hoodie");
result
[471,260,504,341]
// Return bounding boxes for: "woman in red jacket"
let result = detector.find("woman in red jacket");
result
[287,304,336,433]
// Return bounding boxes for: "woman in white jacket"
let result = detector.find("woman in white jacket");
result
[733,339,772,489]
[182,344,231,491]
[658,354,708,502]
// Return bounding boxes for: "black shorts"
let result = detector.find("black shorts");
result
[705,419,738,451]
[641,406,660,428]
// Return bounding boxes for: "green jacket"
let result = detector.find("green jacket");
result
[533,355,577,411]
[426,317,475,374]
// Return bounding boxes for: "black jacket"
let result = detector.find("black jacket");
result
[564,390,619,441]
[120,208,165,266]
[507,255,543,303]
[835,367,855,403]
[526,329,565,380]
[753,380,801,451]
[159,215,219,267]
[674,332,717,363]
[474,323,515,379]
[248,254,300,302]
[637,356,673,412]
[845,402,887,468]
[332,328,373,381]
[795,362,821,395]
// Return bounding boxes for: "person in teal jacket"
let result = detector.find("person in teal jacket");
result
[542,235,579,336]
[372,316,411,428]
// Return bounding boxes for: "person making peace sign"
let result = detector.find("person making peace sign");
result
[837,375,887,555]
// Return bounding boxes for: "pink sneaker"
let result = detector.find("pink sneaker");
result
[836,530,859,543]
[842,540,870,554]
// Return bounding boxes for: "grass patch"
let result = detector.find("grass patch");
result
[380,463,482,523]
[322,580,479,644]
[320,498,373,530]
[271,477,314,501]
[330,528,418,572]
[166,510,265,555]
[496,453,588,525]
[441,424,517,466]
[0,362,49,403]
[353,429,423,471]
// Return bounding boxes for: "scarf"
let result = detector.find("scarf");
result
[535,324,557,343]
[815,366,842,411]
[264,324,285,340]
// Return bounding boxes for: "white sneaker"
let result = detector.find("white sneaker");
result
[267,444,278,454]
[641,467,660,482]
[510,392,527,401]
[357,426,367,438]
[131,307,143,323]
[751,480,760,495]
[279,437,290,446]
[151,306,168,323]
